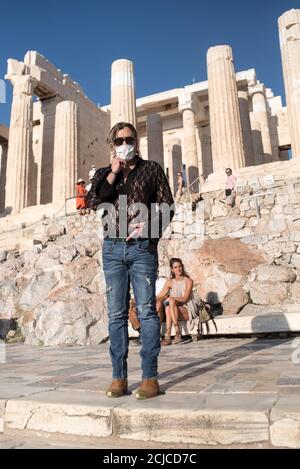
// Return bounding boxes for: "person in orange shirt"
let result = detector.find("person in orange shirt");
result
[75,178,89,215]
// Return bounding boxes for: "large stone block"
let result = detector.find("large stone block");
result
[0,258,23,283]
[214,217,246,236]
[290,282,300,303]
[207,311,300,334]
[18,271,59,312]
[211,202,228,218]
[255,216,288,235]
[62,256,99,289]
[0,280,19,319]
[249,282,288,305]
[34,253,61,272]
[239,304,285,316]
[270,395,300,448]
[114,394,275,445]
[241,235,269,245]
[291,254,300,269]
[222,287,249,315]
[251,264,296,283]
[22,294,108,346]
[5,391,113,437]
[0,400,5,433]
[289,220,300,233]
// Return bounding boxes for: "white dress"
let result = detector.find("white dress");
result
[170,278,199,328]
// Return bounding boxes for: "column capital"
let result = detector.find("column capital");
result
[238,90,249,99]
[167,138,181,151]
[249,83,266,98]
[178,91,196,113]
[9,76,37,96]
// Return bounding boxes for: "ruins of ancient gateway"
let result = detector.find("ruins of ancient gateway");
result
[0,8,299,215]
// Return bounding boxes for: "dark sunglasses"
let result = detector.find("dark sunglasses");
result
[113,137,136,146]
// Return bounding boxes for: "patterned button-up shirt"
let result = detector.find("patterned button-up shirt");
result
[86,156,174,242]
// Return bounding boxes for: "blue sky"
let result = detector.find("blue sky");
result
[0,0,298,126]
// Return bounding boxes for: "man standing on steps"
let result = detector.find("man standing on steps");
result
[87,122,174,400]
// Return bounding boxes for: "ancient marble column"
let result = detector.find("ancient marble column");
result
[178,94,199,191]
[53,101,79,204]
[5,76,36,212]
[197,126,213,179]
[250,84,273,161]
[278,9,300,158]
[111,59,137,128]
[147,113,164,168]
[207,45,245,173]
[167,138,182,195]
[250,116,264,166]
[238,90,255,166]
[0,143,7,213]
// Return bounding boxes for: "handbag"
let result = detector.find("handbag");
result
[128,299,140,331]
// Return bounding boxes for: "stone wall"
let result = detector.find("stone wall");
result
[1,163,300,344]
[169,167,300,316]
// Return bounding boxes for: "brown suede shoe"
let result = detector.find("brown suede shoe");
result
[135,378,160,400]
[106,378,128,398]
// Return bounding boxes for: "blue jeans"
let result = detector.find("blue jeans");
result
[102,238,160,380]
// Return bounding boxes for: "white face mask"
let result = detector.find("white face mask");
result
[115,144,135,162]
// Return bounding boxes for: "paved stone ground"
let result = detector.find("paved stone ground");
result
[1,337,299,396]
[1,337,300,448]
[0,432,270,449]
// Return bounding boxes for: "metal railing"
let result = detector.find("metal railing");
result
[64,195,79,217]
[64,194,92,217]
[237,190,274,219]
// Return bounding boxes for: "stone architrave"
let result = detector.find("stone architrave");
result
[147,113,164,168]
[111,59,136,128]
[5,76,36,213]
[207,45,245,173]
[53,101,79,204]
[278,9,300,158]
[249,84,273,161]
[178,92,199,191]
[238,90,255,166]
[167,138,182,194]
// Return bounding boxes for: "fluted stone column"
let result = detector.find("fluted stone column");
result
[53,101,79,204]
[250,116,264,166]
[238,90,255,166]
[198,127,213,179]
[278,9,300,158]
[111,59,136,127]
[0,143,7,213]
[147,113,164,168]
[180,104,199,192]
[250,84,273,161]
[167,138,182,194]
[207,45,245,173]
[5,76,36,212]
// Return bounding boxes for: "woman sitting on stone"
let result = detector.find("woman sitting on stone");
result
[156,258,198,345]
